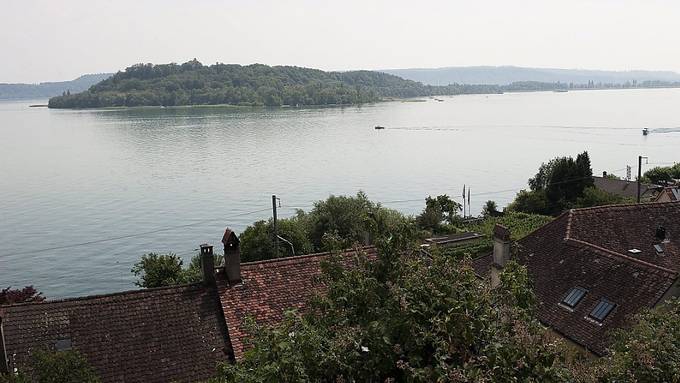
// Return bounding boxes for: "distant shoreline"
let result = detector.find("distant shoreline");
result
[42,85,680,110]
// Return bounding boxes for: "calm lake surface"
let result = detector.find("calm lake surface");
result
[2,89,680,298]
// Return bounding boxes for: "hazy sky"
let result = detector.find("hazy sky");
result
[2,0,679,83]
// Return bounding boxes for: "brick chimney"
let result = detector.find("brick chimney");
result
[200,244,216,287]
[222,228,241,285]
[0,315,8,374]
[491,224,512,288]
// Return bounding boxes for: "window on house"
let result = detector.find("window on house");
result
[589,299,616,322]
[561,287,587,308]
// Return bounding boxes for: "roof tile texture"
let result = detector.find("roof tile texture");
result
[218,247,376,360]
[473,202,680,355]
[1,284,229,383]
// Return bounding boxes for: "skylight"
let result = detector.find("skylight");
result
[589,299,616,322]
[561,287,587,308]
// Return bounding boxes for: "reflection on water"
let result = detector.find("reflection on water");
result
[1,89,680,298]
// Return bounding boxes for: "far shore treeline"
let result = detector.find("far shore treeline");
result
[47,60,503,108]
[49,60,606,109]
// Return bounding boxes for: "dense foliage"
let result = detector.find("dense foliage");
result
[642,163,680,185]
[239,214,313,262]
[442,211,553,259]
[215,227,570,382]
[131,252,222,288]
[592,298,680,382]
[0,350,100,383]
[47,60,502,108]
[415,194,462,233]
[238,192,411,261]
[508,151,631,215]
[0,285,45,305]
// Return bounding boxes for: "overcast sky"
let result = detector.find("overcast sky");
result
[2,0,679,83]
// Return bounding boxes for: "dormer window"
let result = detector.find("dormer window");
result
[561,287,587,308]
[589,298,616,322]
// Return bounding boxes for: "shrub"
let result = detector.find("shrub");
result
[0,286,45,305]
[239,214,313,262]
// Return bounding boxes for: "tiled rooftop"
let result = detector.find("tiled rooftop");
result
[473,201,680,355]
[1,284,230,383]
[218,247,376,360]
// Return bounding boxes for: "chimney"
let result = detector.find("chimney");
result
[491,224,512,288]
[602,171,607,177]
[0,315,8,374]
[200,244,216,287]
[222,228,241,285]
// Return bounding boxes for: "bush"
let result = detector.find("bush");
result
[130,252,221,288]
[239,214,313,262]
[216,227,571,382]
[574,186,632,208]
[0,286,45,305]
[507,189,549,215]
[643,164,680,185]
[481,200,501,217]
[591,298,680,382]
[0,350,100,383]
[131,253,187,288]
[305,192,375,250]
[415,194,462,233]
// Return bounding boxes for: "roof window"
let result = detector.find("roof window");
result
[561,287,587,308]
[589,299,616,322]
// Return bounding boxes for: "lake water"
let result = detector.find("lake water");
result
[2,89,680,298]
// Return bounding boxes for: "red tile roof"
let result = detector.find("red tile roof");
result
[473,202,680,355]
[218,247,376,360]
[1,284,230,383]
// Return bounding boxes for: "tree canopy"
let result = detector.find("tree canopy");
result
[47,60,502,108]
[509,151,631,215]
[215,228,571,382]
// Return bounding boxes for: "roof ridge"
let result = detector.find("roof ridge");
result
[565,237,677,276]
[241,245,376,267]
[0,282,208,309]
[569,201,680,214]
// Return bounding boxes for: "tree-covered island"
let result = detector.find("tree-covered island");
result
[48,59,506,108]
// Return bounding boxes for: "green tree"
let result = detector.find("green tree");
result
[305,191,377,250]
[592,298,680,382]
[0,350,100,383]
[239,214,313,262]
[512,151,595,215]
[416,194,462,233]
[216,226,570,382]
[131,253,186,288]
[481,200,500,217]
[643,166,676,185]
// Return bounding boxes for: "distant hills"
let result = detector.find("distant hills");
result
[0,73,113,100]
[382,66,680,86]
[47,60,501,108]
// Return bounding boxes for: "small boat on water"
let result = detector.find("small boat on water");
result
[553,89,568,93]
[642,127,649,136]
[434,98,444,102]
[374,126,385,130]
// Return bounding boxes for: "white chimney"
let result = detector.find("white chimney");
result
[491,224,512,288]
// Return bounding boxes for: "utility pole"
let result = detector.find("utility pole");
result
[637,155,648,203]
[272,195,279,256]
